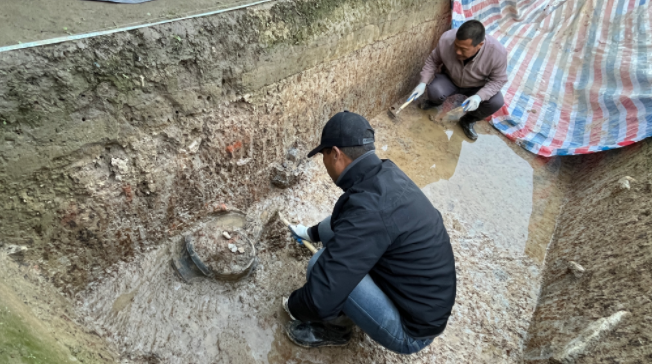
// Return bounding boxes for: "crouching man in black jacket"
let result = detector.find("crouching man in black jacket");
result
[283,111,457,354]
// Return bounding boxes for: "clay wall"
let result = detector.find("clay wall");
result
[0,0,451,293]
[524,139,652,363]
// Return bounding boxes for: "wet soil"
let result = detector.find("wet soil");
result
[76,161,342,364]
[2,88,580,364]
[194,233,254,275]
[378,97,467,187]
[0,0,257,47]
[192,213,255,276]
[376,98,569,263]
[259,216,317,260]
[65,98,571,363]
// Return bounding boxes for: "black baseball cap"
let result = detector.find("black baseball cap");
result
[307,111,375,157]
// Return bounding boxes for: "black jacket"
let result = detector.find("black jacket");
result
[288,153,456,339]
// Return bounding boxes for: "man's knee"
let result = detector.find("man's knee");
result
[482,92,504,114]
[426,82,449,105]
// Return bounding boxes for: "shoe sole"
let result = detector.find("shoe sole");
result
[285,331,350,348]
[462,127,478,141]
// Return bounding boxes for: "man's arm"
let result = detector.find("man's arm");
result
[288,212,391,322]
[476,54,508,101]
[419,46,444,84]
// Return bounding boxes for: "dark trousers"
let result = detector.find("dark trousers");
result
[427,74,504,122]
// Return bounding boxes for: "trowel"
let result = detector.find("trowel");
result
[387,94,418,121]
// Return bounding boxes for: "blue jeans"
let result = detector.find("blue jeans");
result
[306,216,435,355]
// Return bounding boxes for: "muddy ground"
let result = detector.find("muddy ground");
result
[0,0,259,47]
[0,0,451,295]
[28,102,566,363]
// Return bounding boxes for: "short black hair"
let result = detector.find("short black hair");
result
[340,143,375,160]
[324,130,375,161]
[456,20,485,46]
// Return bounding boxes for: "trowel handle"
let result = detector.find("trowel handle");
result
[398,98,414,113]
[279,213,319,255]
[300,240,319,255]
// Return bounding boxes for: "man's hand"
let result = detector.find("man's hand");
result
[462,95,482,112]
[289,224,312,243]
[408,82,427,101]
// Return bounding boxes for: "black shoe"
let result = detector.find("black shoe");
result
[420,100,439,110]
[285,320,352,348]
[460,119,478,140]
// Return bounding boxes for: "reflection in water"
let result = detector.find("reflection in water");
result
[421,135,533,254]
[375,105,464,187]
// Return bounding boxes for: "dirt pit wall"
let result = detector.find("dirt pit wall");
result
[0,0,451,294]
[524,139,652,363]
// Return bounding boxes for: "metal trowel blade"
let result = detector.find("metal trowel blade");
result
[387,104,401,121]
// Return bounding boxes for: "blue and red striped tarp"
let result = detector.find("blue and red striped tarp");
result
[452,0,652,156]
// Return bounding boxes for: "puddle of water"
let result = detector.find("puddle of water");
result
[375,106,465,187]
[421,134,534,254]
[373,102,567,261]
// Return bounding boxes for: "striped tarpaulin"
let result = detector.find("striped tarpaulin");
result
[452,0,652,156]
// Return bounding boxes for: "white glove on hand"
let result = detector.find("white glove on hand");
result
[289,224,312,243]
[462,95,482,112]
[283,296,297,320]
[409,82,427,101]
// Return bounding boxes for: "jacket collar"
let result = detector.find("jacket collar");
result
[456,35,486,65]
[459,42,484,73]
[469,39,487,63]
[335,151,382,191]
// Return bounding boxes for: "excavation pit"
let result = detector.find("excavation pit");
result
[0,0,650,363]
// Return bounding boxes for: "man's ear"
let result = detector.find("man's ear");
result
[332,146,342,160]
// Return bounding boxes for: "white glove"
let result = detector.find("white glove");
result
[289,224,312,242]
[462,95,482,112]
[408,82,427,101]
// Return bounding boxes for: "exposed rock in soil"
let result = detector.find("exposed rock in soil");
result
[193,230,254,276]
[287,148,300,163]
[270,162,303,189]
[568,261,585,278]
